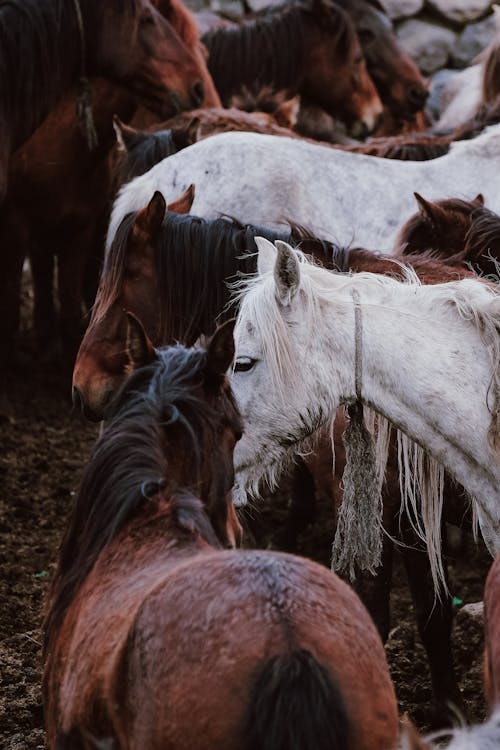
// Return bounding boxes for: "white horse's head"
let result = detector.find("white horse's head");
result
[230,237,348,505]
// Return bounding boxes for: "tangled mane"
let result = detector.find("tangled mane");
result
[0,0,137,149]
[45,344,230,651]
[464,205,500,277]
[202,0,355,100]
[93,211,345,346]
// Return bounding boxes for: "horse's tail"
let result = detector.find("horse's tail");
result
[243,649,351,750]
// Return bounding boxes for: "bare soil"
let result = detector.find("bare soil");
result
[0,330,490,749]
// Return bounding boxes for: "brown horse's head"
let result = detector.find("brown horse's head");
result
[336,0,428,122]
[73,189,193,420]
[89,0,213,117]
[395,192,485,256]
[119,313,242,547]
[301,0,383,137]
[151,0,222,107]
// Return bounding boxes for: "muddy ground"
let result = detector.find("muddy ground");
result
[0,323,491,749]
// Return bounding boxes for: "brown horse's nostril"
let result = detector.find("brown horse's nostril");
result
[190,81,205,107]
[408,86,429,111]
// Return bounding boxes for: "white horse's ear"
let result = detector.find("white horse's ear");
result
[255,236,277,276]
[274,240,300,306]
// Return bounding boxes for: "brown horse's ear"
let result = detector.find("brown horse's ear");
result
[125,312,156,370]
[205,319,235,383]
[473,192,485,206]
[413,192,443,226]
[166,184,195,215]
[113,115,147,152]
[134,191,166,241]
[273,97,300,129]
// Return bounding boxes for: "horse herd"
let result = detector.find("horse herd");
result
[3,0,500,748]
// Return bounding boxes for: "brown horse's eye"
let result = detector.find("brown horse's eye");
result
[354,54,364,66]
[140,12,156,26]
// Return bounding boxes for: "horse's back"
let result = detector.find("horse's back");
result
[119,549,398,750]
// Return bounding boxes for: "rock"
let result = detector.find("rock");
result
[396,18,457,75]
[456,601,484,624]
[451,13,499,68]
[427,0,492,25]
[378,0,424,20]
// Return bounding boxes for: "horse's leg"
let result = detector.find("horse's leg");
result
[30,247,58,357]
[351,488,397,643]
[400,515,465,727]
[274,458,317,552]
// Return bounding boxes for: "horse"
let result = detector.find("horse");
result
[72,192,484,722]
[200,0,383,138]
[229,237,500,565]
[396,193,500,279]
[0,0,220,371]
[331,0,428,124]
[0,0,217,372]
[0,0,209,205]
[44,317,401,750]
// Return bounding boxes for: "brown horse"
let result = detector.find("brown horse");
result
[45,318,399,750]
[485,555,500,708]
[0,0,216,369]
[201,0,383,138]
[395,192,500,279]
[0,0,209,204]
[71,193,482,725]
[334,0,428,123]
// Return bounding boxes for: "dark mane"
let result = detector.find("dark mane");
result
[96,212,291,344]
[0,0,137,151]
[45,345,224,650]
[464,205,500,276]
[117,129,181,187]
[202,0,354,101]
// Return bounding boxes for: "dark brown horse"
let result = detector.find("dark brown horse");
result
[395,192,500,278]
[71,193,482,725]
[485,555,500,708]
[201,0,383,138]
[0,0,216,369]
[334,0,428,122]
[0,0,209,204]
[45,319,400,750]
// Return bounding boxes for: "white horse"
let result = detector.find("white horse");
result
[229,237,500,559]
[108,126,500,252]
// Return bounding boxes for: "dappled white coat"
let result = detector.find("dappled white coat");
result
[229,239,500,556]
[108,125,500,253]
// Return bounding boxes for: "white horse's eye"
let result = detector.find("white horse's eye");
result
[233,357,257,373]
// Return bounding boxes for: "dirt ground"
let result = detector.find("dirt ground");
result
[0,325,491,749]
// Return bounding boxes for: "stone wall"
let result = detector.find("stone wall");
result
[383,0,500,75]
[190,0,500,76]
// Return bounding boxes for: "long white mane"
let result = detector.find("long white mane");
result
[233,247,500,586]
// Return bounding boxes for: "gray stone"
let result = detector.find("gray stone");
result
[378,0,424,20]
[456,601,484,624]
[427,68,461,120]
[427,0,492,25]
[451,13,498,68]
[396,18,457,75]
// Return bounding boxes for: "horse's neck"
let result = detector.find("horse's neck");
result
[203,12,304,101]
[321,284,500,509]
[2,2,81,151]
